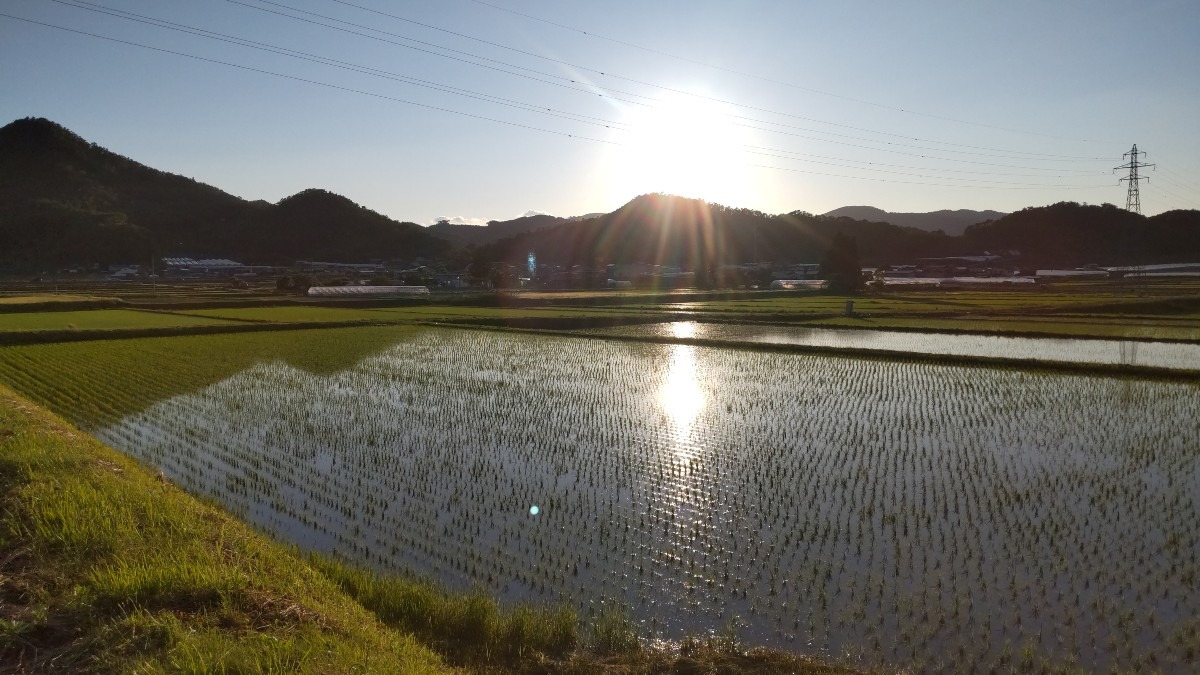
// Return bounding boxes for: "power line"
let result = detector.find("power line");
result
[743,146,1106,175]
[463,0,1104,144]
[46,0,1112,182]
[225,0,659,106]
[1155,167,1200,197]
[1144,181,1197,211]
[67,0,1111,165]
[48,0,630,131]
[747,162,1111,190]
[239,0,1110,162]
[730,120,1106,164]
[726,115,1107,161]
[744,149,1108,186]
[0,13,1116,193]
[0,13,617,144]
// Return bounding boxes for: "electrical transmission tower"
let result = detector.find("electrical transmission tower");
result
[1114,144,1155,214]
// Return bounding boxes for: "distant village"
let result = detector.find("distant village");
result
[79,253,1200,295]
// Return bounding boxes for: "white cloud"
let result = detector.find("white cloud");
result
[430,216,488,226]
[426,210,553,226]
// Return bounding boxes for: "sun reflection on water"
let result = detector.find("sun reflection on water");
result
[661,340,704,454]
[669,321,698,339]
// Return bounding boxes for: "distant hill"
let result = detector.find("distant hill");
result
[0,117,446,268]
[476,195,1199,274]
[242,188,445,264]
[427,214,574,249]
[823,206,1007,235]
[962,202,1200,267]
[474,194,957,273]
[5,118,1196,272]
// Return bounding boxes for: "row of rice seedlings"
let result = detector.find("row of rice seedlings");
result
[87,328,1200,673]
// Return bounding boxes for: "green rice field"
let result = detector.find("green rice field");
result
[0,308,234,332]
[1,325,1196,673]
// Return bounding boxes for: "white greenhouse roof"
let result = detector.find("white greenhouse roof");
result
[162,257,243,268]
[307,285,430,297]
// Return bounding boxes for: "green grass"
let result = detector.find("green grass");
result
[311,559,577,665]
[0,384,452,674]
[0,309,233,332]
[0,325,423,429]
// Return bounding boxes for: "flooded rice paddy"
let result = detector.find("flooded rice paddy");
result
[97,328,1199,673]
[592,321,1200,371]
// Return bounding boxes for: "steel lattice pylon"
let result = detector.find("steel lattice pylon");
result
[1114,144,1155,214]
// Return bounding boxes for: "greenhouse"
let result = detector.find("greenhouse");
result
[306,285,430,297]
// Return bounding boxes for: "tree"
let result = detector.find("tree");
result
[291,274,316,293]
[820,232,865,293]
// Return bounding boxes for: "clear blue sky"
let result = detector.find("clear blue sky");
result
[3,0,1198,223]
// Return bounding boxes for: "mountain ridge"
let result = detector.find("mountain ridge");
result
[0,117,446,268]
[822,206,1008,235]
[2,118,1196,271]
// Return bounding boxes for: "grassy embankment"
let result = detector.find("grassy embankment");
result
[0,331,861,673]
[0,383,451,673]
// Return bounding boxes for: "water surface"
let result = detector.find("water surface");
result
[591,321,1200,371]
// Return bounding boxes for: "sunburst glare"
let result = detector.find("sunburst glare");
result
[601,93,758,208]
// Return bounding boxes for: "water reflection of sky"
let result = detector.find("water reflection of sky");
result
[603,321,1200,372]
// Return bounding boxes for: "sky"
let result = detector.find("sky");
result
[2,0,1198,224]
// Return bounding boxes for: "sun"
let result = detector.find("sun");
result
[599,92,758,207]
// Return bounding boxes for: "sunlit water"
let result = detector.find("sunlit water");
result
[591,321,1200,371]
[96,329,1200,673]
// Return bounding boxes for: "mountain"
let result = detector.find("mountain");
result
[427,213,575,249]
[5,118,1195,273]
[822,206,1007,235]
[962,202,1200,267]
[474,194,957,272]
[0,117,446,268]
[241,189,444,264]
[476,196,1200,274]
